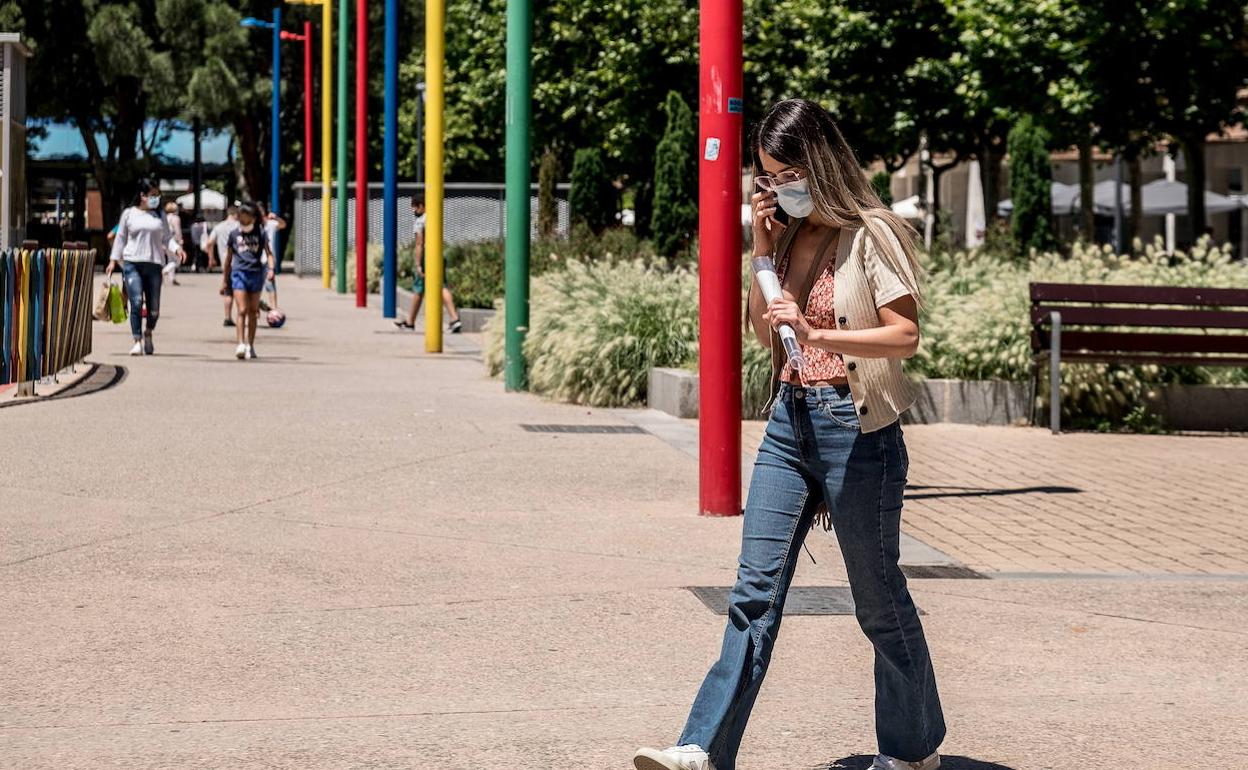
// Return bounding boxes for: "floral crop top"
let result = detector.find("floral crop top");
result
[776,258,846,383]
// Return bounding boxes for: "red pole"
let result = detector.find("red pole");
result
[698,0,743,516]
[304,21,314,183]
[354,0,368,307]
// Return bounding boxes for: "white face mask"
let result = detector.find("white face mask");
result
[774,178,815,219]
[146,195,161,210]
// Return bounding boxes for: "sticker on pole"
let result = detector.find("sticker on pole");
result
[704,137,721,161]
[728,97,743,114]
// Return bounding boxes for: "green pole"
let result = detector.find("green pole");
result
[335,0,349,293]
[503,0,531,391]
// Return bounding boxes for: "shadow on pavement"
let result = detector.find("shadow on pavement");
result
[820,756,1017,770]
[907,484,1081,500]
[195,356,330,365]
[0,362,126,409]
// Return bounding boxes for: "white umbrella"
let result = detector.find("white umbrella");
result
[891,194,923,220]
[1090,178,1242,217]
[176,188,228,211]
[964,160,986,248]
[1138,179,1242,216]
[997,181,1080,217]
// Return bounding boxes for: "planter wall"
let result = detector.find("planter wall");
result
[1145,385,1248,432]
[646,369,1248,431]
[904,379,1031,426]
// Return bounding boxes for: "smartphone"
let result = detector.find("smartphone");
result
[752,174,788,228]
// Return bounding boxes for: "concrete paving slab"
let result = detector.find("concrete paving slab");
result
[3,273,1247,769]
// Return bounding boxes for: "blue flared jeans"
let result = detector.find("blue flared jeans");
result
[678,383,945,769]
[121,260,163,340]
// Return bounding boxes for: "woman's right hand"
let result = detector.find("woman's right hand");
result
[751,189,784,256]
[105,260,117,278]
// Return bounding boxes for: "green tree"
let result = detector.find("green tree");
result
[1008,115,1056,255]
[538,149,559,238]
[745,1,954,172]
[41,0,180,223]
[569,148,614,233]
[1140,2,1247,243]
[632,179,654,239]
[0,1,23,31]
[20,0,281,222]
[945,0,1098,230]
[401,0,697,187]
[870,170,893,206]
[650,91,697,258]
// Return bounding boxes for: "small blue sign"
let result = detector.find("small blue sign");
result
[727,97,744,114]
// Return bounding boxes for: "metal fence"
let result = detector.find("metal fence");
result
[291,182,571,277]
[1,246,94,388]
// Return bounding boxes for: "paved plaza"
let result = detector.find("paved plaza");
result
[742,422,1248,576]
[2,273,1246,769]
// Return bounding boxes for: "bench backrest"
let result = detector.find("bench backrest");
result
[1029,282,1248,361]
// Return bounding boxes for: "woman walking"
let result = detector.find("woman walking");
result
[107,180,185,355]
[634,99,945,770]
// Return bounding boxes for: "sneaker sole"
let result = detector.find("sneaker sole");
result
[633,750,709,770]
[633,758,676,770]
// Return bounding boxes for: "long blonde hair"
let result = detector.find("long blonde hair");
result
[752,99,923,304]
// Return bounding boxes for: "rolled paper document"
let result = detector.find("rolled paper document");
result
[751,256,805,372]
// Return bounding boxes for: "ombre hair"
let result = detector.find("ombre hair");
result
[752,99,923,304]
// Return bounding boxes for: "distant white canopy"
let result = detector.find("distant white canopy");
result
[1137,179,1242,216]
[997,182,1079,216]
[999,179,1244,218]
[891,194,924,220]
[175,188,228,211]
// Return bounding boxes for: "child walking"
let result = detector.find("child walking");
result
[220,202,274,359]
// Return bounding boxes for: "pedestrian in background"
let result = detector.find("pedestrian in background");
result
[106,180,186,356]
[205,204,241,326]
[163,201,184,286]
[258,202,286,310]
[395,196,463,333]
[634,99,944,770]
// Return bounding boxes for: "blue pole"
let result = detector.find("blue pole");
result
[271,7,281,216]
[382,0,398,318]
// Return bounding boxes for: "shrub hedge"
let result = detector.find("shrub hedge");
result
[485,234,1248,426]
[341,243,416,294]
[446,225,660,308]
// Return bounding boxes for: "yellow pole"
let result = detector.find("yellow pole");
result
[424,0,444,352]
[321,0,333,288]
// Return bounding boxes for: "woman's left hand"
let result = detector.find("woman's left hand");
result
[764,297,812,343]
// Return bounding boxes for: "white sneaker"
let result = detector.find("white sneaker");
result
[246,345,257,360]
[633,745,716,770]
[235,343,247,359]
[872,752,940,770]
[129,340,143,356]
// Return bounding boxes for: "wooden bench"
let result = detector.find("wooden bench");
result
[1030,282,1248,433]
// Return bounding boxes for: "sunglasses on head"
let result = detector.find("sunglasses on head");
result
[754,170,805,191]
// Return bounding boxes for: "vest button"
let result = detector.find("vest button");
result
[860,405,869,415]
[838,316,847,326]
[847,362,857,372]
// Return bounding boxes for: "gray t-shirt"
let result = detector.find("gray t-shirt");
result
[210,217,240,257]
